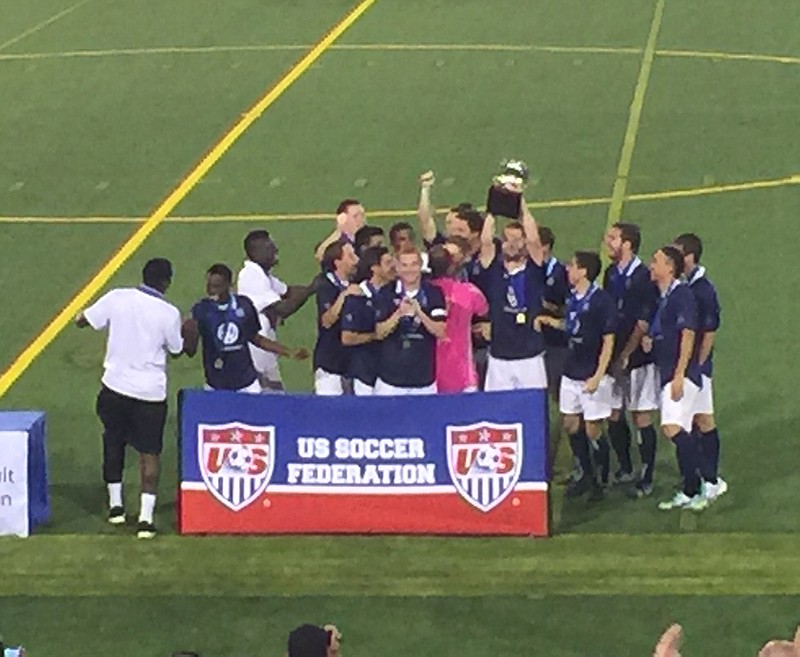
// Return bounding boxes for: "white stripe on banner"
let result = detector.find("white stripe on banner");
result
[180,482,548,494]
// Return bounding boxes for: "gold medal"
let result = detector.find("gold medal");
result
[516,312,526,325]
[214,358,224,370]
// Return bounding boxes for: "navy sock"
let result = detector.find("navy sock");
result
[569,431,593,479]
[591,435,611,485]
[701,428,720,483]
[673,430,701,497]
[608,418,632,473]
[639,424,657,486]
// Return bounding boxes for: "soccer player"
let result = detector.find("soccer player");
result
[185,264,308,392]
[647,246,706,511]
[539,227,571,397]
[374,245,447,395]
[535,251,616,501]
[314,199,366,261]
[429,244,489,393]
[417,170,481,250]
[603,222,660,494]
[314,240,360,395]
[236,230,318,393]
[75,258,185,539]
[341,246,396,396]
[674,232,727,501]
[354,225,385,254]
[478,199,548,391]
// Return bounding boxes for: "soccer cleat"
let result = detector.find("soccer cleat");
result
[565,475,594,498]
[614,469,636,485]
[587,484,605,502]
[686,494,709,512]
[658,491,695,510]
[108,506,126,525]
[136,521,157,539]
[703,477,728,502]
[627,482,654,499]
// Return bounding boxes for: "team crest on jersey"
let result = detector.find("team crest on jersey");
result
[198,422,275,511]
[446,422,523,512]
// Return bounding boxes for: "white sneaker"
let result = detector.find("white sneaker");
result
[703,477,728,502]
[686,494,709,511]
[658,491,694,510]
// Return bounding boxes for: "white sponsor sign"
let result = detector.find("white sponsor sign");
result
[0,431,30,537]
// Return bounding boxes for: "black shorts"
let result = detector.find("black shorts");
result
[544,346,568,399]
[96,386,168,455]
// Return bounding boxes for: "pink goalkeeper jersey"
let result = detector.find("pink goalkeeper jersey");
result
[432,277,489,393]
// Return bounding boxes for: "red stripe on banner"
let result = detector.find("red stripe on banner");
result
[179,490,549,536]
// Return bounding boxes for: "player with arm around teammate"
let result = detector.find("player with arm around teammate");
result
[674,232,727,502]
[184,264,308,392]
[536,251,617,501]
[646,246,707,511]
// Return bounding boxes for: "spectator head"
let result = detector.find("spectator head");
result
[244,229,278,269]
[389,221,415,254]
[142,258,173,293]
[354,225,385,254]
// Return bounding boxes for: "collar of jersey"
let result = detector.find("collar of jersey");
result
[661,279,681,298]
[137,284,165,299]
[616,256,641,276]
[504,261,528,277]
[686,266,706,285]
[395,280,420,297]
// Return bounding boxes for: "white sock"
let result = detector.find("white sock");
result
[139,493,156,523]
[108,483,123,508]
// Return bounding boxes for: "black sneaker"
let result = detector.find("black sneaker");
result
[108,506,126,525]
[136,521,157,539]
[565,475,594,498]
[587,484,605,502]
[627,481,654,500]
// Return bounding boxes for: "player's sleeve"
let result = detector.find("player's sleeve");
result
[270,275,289,298]
[698,284,721,331]
[600,294,617,335]
[240,297,261,342]
[428,286,448,322]
[675,289,698,332]
[342,297,372,333]
[236,267,281,312]
[635,278,659,324]
[165,306,184,355]
[82,291,116,330]
[374,289,395,323]
[468,283,489,317]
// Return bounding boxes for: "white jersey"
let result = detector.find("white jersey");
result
[235,260,288,380]
[83,286,183,402]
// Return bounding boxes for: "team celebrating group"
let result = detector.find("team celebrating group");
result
[76,169,726,537]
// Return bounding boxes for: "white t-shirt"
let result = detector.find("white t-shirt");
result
[236,260,287,378]
[83,286,183,402]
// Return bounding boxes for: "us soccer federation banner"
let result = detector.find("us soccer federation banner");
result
[178,389,549,536]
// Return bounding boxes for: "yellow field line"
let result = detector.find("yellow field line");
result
[0,0,378,398]
[0,0,92,52]
[1,174,797,225]
[2,42,799,66]
[605,0,665,233]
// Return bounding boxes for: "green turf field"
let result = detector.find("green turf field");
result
[1,0,799,654]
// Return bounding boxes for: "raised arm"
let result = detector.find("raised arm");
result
[479,212,498,268]
[520,197,544,266]
[417,170,438,243]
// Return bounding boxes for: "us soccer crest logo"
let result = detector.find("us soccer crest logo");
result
[198,422,275,511]
[446,422,523,512]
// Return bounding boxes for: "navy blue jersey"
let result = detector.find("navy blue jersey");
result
[480,254,546,360]
[563,286,617,381]
[650,282,701,387]
[192,294,260,390]
[375,280,447,387]
[603,257,658,369]
[341,282,381,386]
[541,257,570,348]
[314,274,350,375]
[687,267,721,378]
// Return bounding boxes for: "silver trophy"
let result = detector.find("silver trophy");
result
[493,159,529,191]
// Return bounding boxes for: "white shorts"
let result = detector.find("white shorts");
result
[559,375,614,422]
[314,369,344,396]
[353,379,375,396]
[611,363,660,412]
[485,353,548,392]
[249,341,282,383]
[660,379,701,432]
[692,375,714,416]
[204,379,261,394]
[374,379,437,396]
